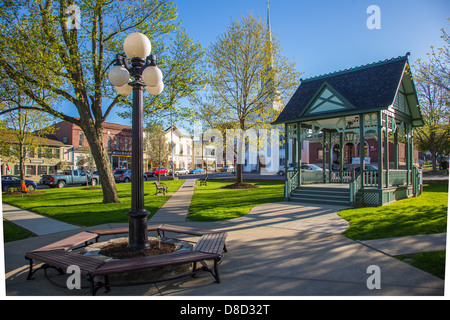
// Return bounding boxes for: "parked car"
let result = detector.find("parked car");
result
[354,165,378,173]
[221,165,234,172]
[173,168,189,175]
[277,163,295,176]
[114,169,148,182]
[42,170,97,188]
[301,164,326,171]
[114,169,132,183]
[1,175,37,192]
[147,167,168,177]
[190,167,204,174]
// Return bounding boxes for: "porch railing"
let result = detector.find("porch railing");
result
[349,168,422,205]
[286,167,422,204]
[285,169,300,198]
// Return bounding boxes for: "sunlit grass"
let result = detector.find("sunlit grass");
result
[188,180,284,221]
[2,180,184,227]
[338,184,448,240]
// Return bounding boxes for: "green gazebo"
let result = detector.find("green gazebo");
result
[272,54,424,207]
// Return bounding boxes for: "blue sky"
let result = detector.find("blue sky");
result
[106,0,450,126]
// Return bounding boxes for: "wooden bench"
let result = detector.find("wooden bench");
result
[199,177,208,186]
[25,249,105,281]
[29,231,99,253]
[157,224,222,237]
[88,250,222,295]
[87,225,161,241]
[25,226,228,295]
[154,181,168,195]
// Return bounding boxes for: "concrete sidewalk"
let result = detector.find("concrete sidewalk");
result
[2,203,80,235]
[2,178,447,296]
[149,178,197,223]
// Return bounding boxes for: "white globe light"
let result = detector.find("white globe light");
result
[123,32,151,59]
[146,82,164,95]
[142,65,163,87]
[108,65,130,87]
[115,83,133,96]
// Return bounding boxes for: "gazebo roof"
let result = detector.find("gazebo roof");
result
[273,54,424,126]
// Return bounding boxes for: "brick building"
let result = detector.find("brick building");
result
[53,120,132,170]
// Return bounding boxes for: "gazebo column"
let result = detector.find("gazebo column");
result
[377,112,384,205]
[405,123,410,185]
[328,132,333,183]
[339,132,344,181]
[322,131,326,183]
[359,114,365,186]
[384,114,389,188]
[394,126,399,170]
[284,123,289,200]
[297,122,302,187]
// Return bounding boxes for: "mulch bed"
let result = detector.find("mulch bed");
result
[99,239,176,259]
[220,182,259,189]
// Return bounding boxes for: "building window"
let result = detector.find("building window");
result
[78,133,84,147]
[26,165,36,175]
[317,148,323,160]
[38,165,47,175]
[116,137,120,150]
[107,137,111,149]
[356,142,369,157]
[125,139,129,151]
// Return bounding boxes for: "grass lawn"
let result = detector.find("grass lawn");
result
[3,219,35,242]
[397,250,446,279]
[188,180,284,221]
[2,179,184,227]
[338,184,448,241]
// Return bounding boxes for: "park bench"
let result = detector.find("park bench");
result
[25,231,102,281]
[199,177,208,186]
[154,181,168,195]
[87,224,161,241]
[24,226,228,295]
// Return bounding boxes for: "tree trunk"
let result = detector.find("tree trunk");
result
[82,122,121,203]
[236,163,244,184]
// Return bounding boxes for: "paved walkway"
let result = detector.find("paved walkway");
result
[2,178,447,296]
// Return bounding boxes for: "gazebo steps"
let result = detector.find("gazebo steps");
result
[290,185,351,207]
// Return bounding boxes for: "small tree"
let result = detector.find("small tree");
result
[0,97,55,180]
[414,20,450,171]
[144,122,170,182]
[414,64,450,171]
[196,13,300,186]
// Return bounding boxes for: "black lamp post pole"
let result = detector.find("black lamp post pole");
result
[127,56,151,249]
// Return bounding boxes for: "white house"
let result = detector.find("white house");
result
[165,126,195,170]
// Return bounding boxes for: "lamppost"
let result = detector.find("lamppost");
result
[108,32,164,249]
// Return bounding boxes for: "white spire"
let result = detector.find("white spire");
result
[267,0,272,44]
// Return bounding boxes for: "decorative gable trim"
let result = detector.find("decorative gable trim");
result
[299,82,356,117]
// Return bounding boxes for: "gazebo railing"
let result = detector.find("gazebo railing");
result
[286,169,300,197]
[330,171,353,183]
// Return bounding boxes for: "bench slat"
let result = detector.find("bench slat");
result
[91,251,218,277]
[26,250,104,276]
[158,224,222,236]
[194,233,227,255]
[88,224,161,236]
[31,232,99,252]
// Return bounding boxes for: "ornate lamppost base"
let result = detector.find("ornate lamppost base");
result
[127,209,150,249]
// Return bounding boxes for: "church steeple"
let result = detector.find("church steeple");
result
[264,0,284,112]
[267,0,272,44]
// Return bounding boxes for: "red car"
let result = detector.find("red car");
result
[147,167,168,177]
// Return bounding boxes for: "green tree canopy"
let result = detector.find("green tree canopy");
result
[0,0,205,203]
[195,13,301,185]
